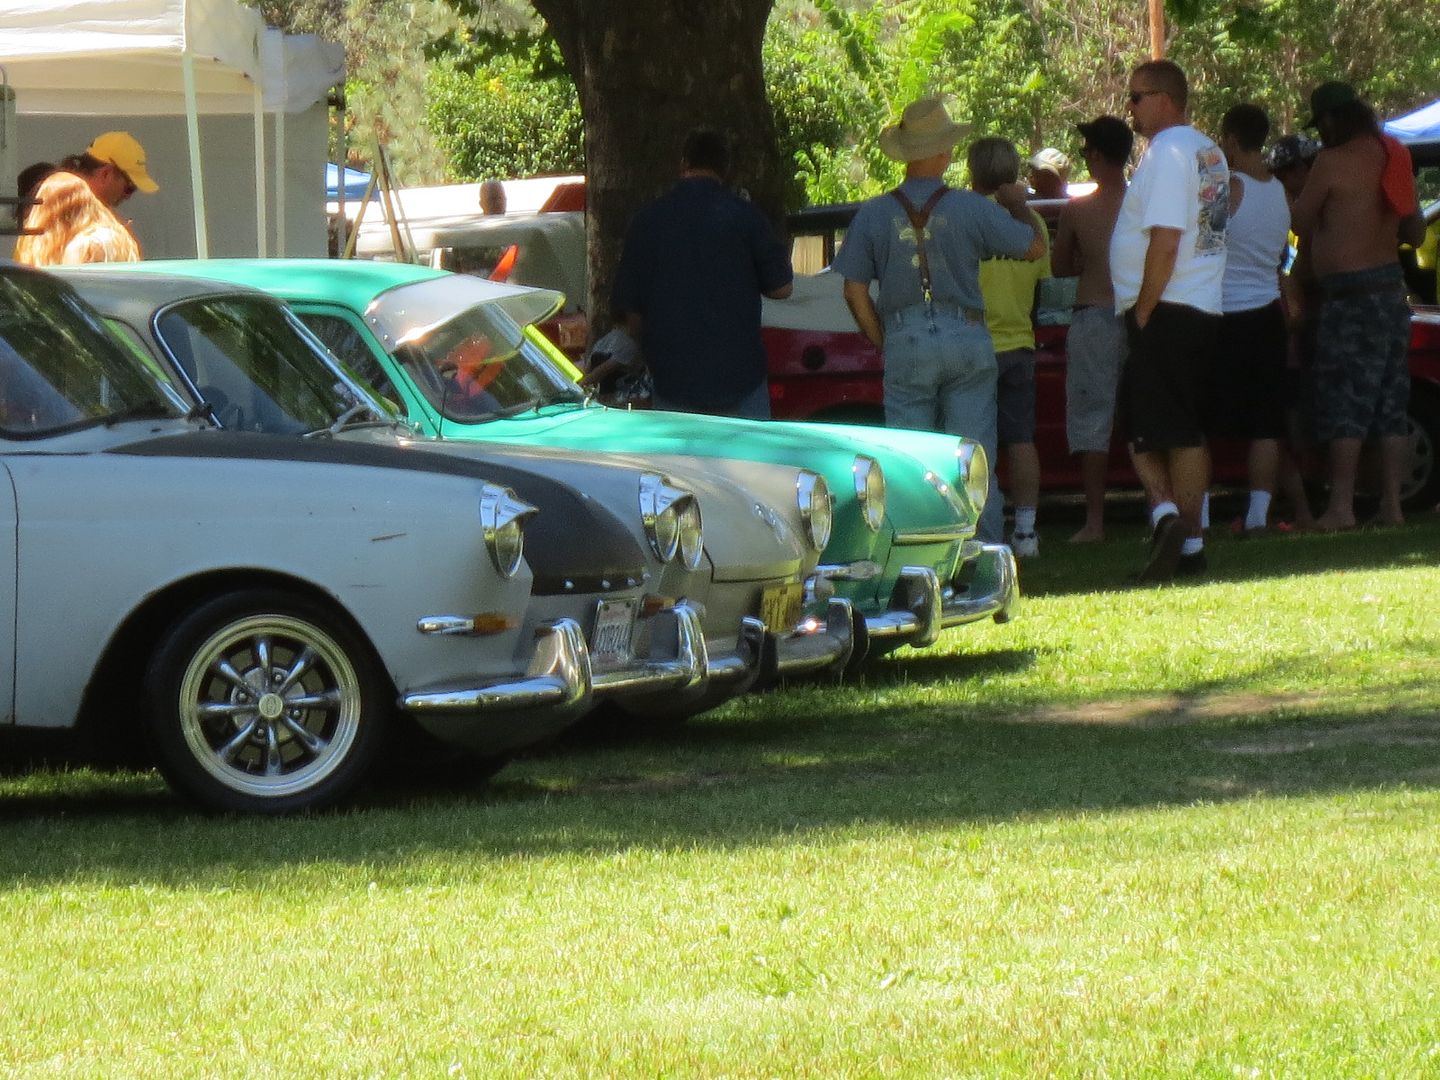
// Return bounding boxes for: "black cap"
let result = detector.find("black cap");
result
[1305,80,1359,128]
[1076,116,1133,166]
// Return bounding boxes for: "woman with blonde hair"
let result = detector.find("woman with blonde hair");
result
[12,170,141,267]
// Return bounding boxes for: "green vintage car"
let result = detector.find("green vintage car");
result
[119,260,1019,660]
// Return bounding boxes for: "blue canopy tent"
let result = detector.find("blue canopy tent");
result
[1385,99,1440,151]
[326,163,377,200]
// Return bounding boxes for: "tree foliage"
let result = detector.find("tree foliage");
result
[427,45,584,181]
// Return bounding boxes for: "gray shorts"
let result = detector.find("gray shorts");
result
[1065,305,1127,454]
[996,348,1036,446]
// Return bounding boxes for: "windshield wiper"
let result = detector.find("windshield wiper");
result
[307,401,384,438]
[102,401,178,427]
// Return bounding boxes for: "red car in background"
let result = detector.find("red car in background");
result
[764,197,1440,509]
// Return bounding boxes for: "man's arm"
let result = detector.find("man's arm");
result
[1399,209,1426,249]
[765,281,794,300]
[995,181,1047,261]
[1288,153,1335,237]
[842,279,885,349]
[1051,203,1081,278]
[1133,226,1181,328]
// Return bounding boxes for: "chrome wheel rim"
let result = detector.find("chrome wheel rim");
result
[1402,413,1434,504]
[176,614,363,799]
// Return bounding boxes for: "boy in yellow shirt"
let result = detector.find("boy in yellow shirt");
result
[972,137,1052,557]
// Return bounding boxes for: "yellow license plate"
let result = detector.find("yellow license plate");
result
[759,582,805,632]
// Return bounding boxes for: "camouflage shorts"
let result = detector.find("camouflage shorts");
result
[1310,265,1410,441]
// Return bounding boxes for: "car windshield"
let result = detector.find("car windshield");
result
[155,297,394,435]
[0,269,181,438]
[370,278,584,422]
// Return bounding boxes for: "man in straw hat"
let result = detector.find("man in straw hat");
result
[832,95,1046,542]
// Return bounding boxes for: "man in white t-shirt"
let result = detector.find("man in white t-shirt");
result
[1110,59,1228,583]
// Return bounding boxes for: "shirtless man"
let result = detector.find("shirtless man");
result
[1052,115,1132,542]
[1290,81,1426,529]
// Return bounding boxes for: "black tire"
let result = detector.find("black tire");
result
[142,589,388,814]
[1402,387,1440,510]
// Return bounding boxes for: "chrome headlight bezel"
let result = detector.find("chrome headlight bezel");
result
[796,470,833,552]
[640,473,696,564]
[956,438,990,512]
[852,455,886,532]
[480,484,537,578]
[676,496,704,571]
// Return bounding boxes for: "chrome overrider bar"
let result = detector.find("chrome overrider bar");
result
[398,617,593,749]
[767,597,855,678]
[590,600,708,697]
[852,542,1020,654]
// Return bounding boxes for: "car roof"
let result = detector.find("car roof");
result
[53,266,271,323]
[120,258,448,309]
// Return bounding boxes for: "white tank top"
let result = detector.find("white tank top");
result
[1222,173,1290,313]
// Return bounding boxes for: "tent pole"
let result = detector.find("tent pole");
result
[253,83,268,257]
[275,109,287,255]
[182,52,208,258]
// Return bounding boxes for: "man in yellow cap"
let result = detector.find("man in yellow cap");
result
[12,131,156,267]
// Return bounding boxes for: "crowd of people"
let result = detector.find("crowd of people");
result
[13,75,1428,588]
[833,64,1426,583]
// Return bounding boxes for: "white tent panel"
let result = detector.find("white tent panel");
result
[0,0,265,114]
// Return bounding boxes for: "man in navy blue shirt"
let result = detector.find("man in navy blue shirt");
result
[614,129,793,418]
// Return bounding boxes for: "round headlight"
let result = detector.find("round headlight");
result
[480,484,537,578]
[677,497,704,571]
[796,470,832,552]
[956,439,990,512]
[853,455,886,532]
[640,473,692,563]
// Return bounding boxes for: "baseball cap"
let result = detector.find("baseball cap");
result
[86,131,159,193]
[1305,81,1358,128]
[1028,147,1071,178]
[1075,116,1133,165]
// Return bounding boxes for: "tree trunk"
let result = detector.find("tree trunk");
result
[529,0,780,338]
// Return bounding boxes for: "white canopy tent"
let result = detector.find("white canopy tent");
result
[0,0,342,257]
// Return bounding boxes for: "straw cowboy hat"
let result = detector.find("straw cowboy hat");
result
[879,96,972,162]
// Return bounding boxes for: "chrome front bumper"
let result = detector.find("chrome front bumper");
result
[766,597,855,679]
[854,541,1019,654]
[398,618,593,753]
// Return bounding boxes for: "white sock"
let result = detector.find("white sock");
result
[1200,492,1210,530]
[1014,506,1037,534]
[1151,501,1179,527]
[1246,491,1272,530]
[1181,536,1204,556]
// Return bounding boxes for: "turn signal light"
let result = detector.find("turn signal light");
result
[639,594,676,618]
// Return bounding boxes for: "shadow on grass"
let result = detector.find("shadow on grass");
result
[1022,513,1440,598]
[0,665,1437,884]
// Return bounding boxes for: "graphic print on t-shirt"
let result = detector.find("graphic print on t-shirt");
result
[1195,146,1229,255]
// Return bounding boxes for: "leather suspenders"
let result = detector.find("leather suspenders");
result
[890,185,950,309]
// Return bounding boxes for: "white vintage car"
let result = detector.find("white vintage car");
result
[59,268,855,722]
[0,262,638,814]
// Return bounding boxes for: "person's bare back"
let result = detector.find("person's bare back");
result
[1053,185,1126,307]
[1292,135,1403,277]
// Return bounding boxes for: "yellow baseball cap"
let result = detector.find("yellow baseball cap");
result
[86,131,159,193]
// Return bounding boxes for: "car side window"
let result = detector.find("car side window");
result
[299,312,407,404]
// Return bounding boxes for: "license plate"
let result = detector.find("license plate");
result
[759,582,805,633]
[590,599,637,666]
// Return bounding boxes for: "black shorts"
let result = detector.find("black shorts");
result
[1121,302,1220,453]
[1208,301,1288,440]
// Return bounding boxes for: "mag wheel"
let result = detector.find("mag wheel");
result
[143,590,387,814]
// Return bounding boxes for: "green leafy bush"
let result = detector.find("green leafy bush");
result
[426,55,584,181]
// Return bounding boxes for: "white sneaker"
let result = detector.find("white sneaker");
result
[1011,531,1039,559]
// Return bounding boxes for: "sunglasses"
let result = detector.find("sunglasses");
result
[108,162,138,198]
[1128,89,1166,105]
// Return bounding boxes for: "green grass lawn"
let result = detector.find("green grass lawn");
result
[3,515,1439,1078]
